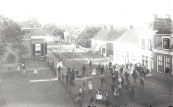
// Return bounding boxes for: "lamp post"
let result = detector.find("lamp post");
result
[72,48,75,69]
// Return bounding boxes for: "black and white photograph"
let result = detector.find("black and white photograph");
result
[0,0,173,107]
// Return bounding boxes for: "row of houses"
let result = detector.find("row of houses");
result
[90,15,173,75]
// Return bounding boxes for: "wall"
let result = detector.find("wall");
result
[113,43,140,65]
[154,52,173,74]
[154,35,162,48]
[23,40,32,57]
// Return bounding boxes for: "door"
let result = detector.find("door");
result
[164,56,170,74]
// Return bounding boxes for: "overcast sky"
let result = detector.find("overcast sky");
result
[0,0,173,26]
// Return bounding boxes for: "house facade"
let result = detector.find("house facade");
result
[91,25,126,57]
[113,27,155,72]
[153,15,173,75]
[21,24,47,58]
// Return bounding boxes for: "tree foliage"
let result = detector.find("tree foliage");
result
[44,23,64,39]
[78,27,101,48]
[0,15,28,62]
[18,17,42,28]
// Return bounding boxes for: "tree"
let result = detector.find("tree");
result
[18,17,42,28]
[44,23,64,39]
[0,15,28,63]
[78,27,101,48]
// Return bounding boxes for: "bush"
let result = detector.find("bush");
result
[6,53,16,64]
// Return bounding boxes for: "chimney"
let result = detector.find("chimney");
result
[102,25,106,30]
[109,25,113,30]
[154,14,158,19]
[128,25,133,30]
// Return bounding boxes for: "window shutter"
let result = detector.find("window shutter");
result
[32,44,35,56]
[45,43,47,55]
[41,44,44,56]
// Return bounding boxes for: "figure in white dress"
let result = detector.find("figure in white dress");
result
[92,67,97,76]
[34,68,38,74]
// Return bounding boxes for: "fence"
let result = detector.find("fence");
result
[19,56,46,63]
[44,56,77,104]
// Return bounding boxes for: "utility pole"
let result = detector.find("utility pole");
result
[60,36,62,59]
[72,48,75,69]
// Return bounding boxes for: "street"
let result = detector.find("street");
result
[48,41,172,107]
[0,62,73,107]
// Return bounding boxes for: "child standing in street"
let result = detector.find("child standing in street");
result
[34,68,38,75]
[75,69,79,77]
[140,76,145,88]
[88,79,93,93]
[82,81,86,95]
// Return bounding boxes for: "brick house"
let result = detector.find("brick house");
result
[21,24,47,58]
[153,15,173,75]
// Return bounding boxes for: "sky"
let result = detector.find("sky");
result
[0,0,173,27]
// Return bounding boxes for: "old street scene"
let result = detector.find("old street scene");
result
[0,0,173,107]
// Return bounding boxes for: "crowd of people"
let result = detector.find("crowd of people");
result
[61,59,150,107]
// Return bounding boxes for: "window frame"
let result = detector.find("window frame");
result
[35,44,41,55]
[164,56,170,74]
[141,39,145,50]
[157,55,162,72]
[162,36,170,50]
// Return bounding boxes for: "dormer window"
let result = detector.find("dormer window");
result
[162,37,170,50]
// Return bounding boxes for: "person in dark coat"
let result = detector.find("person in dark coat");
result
[75,69,79,77]
[109,61,112,70]
[82,65,86,75]
[124,71,130,82]
[71,69,75,86]
[132,70,137,83]
[89,59,92,69]
[90,95,95,107]
[120,65,123,74]
[111,82,115,93]
[100,64,104,75]
[109,66,113,74]
[112,74,116,83]
[105,97,110,107]
[65,73,69,84]
[140,76,145,88]
[100,74,105,87]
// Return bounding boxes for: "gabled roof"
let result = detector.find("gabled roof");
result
[104,28,127,42]
[154,18,172,34]
[92,28,109,41]
[92,28,127,41]
[116,29,139,47]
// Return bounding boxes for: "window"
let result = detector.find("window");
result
[157,55,162,72]
[163,38,170,49]
[148,39,152,51]
[116,49,119,59]
[142,55,148,67]
[142,39,145,50]
[165,57,170,74]
[35,44,41,55]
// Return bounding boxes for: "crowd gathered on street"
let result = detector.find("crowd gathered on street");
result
[17,58,150,107]
[58,58,150,107]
